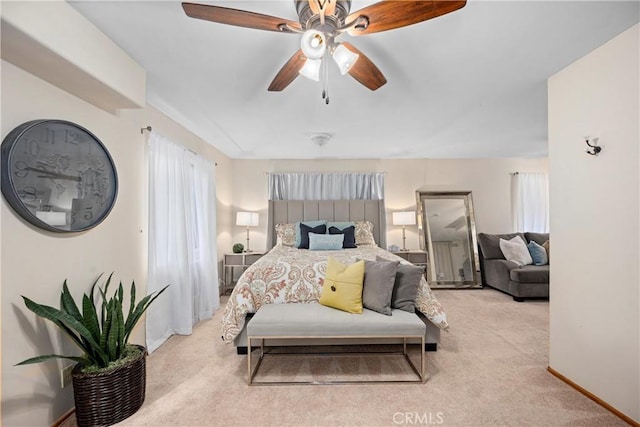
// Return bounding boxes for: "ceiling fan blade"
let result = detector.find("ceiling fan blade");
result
[182,2,302,33]
[346,0,466,36]
[268,49,307,91]
[342,42,387,91]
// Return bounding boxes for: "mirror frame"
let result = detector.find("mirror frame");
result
[416,190,481,289]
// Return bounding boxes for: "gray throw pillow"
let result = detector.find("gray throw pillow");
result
[377,256,423,312]
[362,260,400,315]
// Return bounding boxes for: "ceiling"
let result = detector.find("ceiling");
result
[69,1,639,160]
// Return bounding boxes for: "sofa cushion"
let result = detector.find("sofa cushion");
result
[527,240,548,265]
[525,232,549,246]
[499,236,533,266]
[509,265,550,283]
[478,232,526,259]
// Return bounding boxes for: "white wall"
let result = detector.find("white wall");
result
[0,60,231,426]
[229,158,548,253]
[548,24,639,422]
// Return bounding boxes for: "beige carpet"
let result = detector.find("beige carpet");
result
[66,288,625,426]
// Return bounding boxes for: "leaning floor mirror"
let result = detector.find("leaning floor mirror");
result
[416,191,481,289]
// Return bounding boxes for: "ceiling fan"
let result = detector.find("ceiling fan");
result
[182,0,466,102]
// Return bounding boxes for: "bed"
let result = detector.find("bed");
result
[221,200,449,351]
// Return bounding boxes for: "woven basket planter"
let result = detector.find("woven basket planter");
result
[71,345,147,427]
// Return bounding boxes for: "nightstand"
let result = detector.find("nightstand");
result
[391,250,428,275]
[222,252,265,295]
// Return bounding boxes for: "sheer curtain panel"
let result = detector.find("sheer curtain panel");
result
[146,132,219,353]
[511,172,549,233]
[268,172,385,200]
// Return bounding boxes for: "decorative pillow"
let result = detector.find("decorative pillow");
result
[329,225,357,249]
[542,240,550,260]
[362,259,400,315]
[499,236,533,266]
[388,261,424,313]
[527,240,548,266]
[327,221,354,230]
[275,222,296,247]
[298,223,327,249]
[354,220,376,246]
[319,257,365,314]
[295,220,327,247]
[309,233,344,251]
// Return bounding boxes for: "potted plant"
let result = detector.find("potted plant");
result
[16,273,168,426]
[232,243,244,253]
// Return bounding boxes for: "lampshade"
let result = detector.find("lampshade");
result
[299,58,322,81]
[236,211,259,227]
[300,29,326,60]
[332,44,359,75]
[392,211,416,226]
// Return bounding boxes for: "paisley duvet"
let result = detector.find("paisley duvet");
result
[221,245,449,343]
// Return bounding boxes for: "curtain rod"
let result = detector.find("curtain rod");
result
[141,125,217,166]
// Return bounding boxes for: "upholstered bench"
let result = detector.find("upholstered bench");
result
[246,303,426,385]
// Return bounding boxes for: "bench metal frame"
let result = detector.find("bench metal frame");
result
[247,334,426,385]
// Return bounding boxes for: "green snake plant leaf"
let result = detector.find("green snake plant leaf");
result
[60,280,82,322]
[89,273,104,307]
[106,300,119,361]
[81,294,101,343]
[116,291,125,357]
[21,296,109,366]
[15,354,90,366]
[128,281,136,320]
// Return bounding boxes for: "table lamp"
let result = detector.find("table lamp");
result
[236,211,259,252]
[392,211,416,251]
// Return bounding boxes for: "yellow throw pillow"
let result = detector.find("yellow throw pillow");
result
[319,257,365,314]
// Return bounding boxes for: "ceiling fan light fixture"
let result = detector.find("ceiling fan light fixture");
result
[332,43,359,75]
[300,29,327,59]
[299,58,322,81]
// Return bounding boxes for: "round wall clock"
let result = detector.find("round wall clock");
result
[1,119,118,233]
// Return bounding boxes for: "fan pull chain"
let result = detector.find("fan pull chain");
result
[321,55,329,105]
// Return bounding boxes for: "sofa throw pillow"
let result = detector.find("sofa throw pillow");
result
[275,222,296,247]
[298,223,327,249]
[354,220,376,246]
[295,220,327,247]
[527,240,548,266]
[309,233,344,251]
[329,225,357,249]
[542,240,550,260]
[499,236,533,266]
[319,257,365,314]
[376,256,423,313]
[362,259,400,315]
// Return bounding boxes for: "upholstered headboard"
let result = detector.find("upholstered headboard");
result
[267,200,387,250]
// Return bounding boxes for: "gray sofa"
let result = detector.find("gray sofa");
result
[477,232,549,301]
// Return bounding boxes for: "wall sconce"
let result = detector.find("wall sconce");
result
[392,211,416,251]
[236,211,259,252]
[585,137,602,156]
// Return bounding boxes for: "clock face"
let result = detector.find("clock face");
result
[1,120,118,233]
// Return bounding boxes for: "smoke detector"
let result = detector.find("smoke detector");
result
[310,132,332,147]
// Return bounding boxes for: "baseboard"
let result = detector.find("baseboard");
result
[547,366,639,427]
[52,408,75,427]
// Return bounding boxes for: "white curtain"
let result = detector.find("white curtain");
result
[268,172,385,200]
[432,242,455,281]
[511,172,549,233]
[146,132,219,353]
